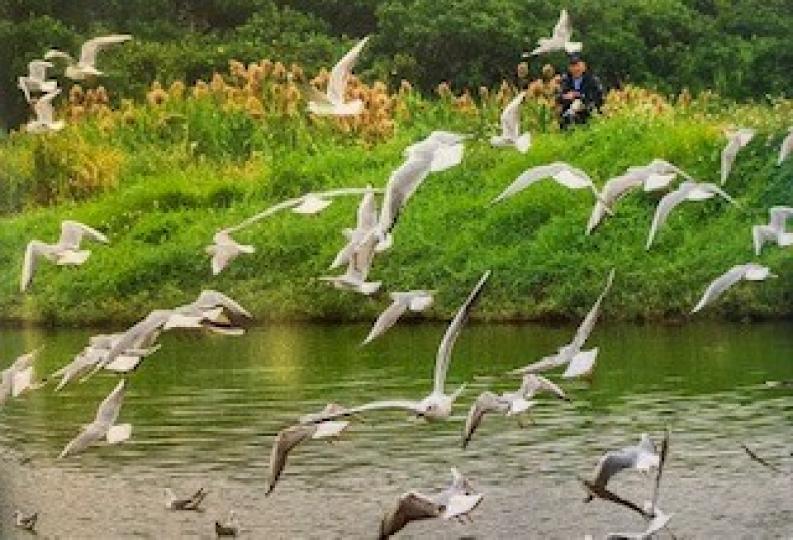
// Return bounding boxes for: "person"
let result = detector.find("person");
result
[556,53,604,129]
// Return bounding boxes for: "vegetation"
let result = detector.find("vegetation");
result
[0,57,792,325]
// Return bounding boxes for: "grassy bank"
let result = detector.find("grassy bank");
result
[1,65,792,326]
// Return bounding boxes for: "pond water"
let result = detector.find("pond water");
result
[0,322,791,539]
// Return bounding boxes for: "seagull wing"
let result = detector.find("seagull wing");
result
[586,175,642,234]
[79,35,132,67]
[362,297,409,345]
[98,310,170,370]
[266,424,316,495]
[93,379,126,427]
[552,9,574,42]
[720,138,740,185]
[570,269,615,351]
[327,36,369,105]
[462,391,503,449]
[379,492,441,539]
[492,163,568,203]
[691,264,748,313]
[645,184,691,249]
[193,290,252,318]
[378,154,433,234]
[29,60,52,81]
[500,92,525,140]
[299,399,421,424]
[779,130,793,166]
[59,220,108,248]
[522,374,568,400]
[434,271,491,394]
[768,206,793,230]
[591,448,643,489]
[356,187,379,230]
[34,89,60,124]
[20,241,48,292]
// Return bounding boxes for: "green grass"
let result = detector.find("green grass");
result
[1,92,792,326]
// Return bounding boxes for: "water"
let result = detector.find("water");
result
[0,322,791,539]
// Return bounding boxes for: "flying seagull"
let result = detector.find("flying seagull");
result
[26,88,65,134]
[490,92,531,153]
[525,9,582,57]
[59,379,131,458]
[645,181,736,250]
[319,228,381,295]
[512,269,614,379]
[586,159,692,235]
[462,374,568,449]
[164,289,252,333]
[752,206,793,256]
[583,433,660,503]
[306,36,369,116]
[45,35,132,80]
[301,272,491,423]
[404,131,469,173]
[330,186,378,270]
[721,128,755,185]
[362,290,435,345]
[691,263,776,313]
[18,60,57,103]
[0,350,40,405]
[379,468,484,539]
[492,162,606,208]
[164,487,208,511]
[21,220,108,291]
[13,510,38,532]
[215,510,240,537]
[778,127,793,166]
[266,418,350,496]
[206,230,255,276]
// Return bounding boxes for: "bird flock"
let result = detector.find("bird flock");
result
[4,9,793,538]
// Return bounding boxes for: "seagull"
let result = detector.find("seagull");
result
[215,510,240,537]
[583,433,660,502]
[492,162,607,208]
[26,88,65,134]
[404,131,469,172]
[21,220,108,292]
[206,230,255,275]
[45,35,132,80]
[605,507,672,540]
[319,228,382,295]
[586,159,692,235]
[0,350,39,405]
[524,9,582,57]
[59,379,131,458]
[462,374,568,448]
[165,290,252,333]
[301,272,491,423]
[691,263,776,313]
[379,468,483,539]
[266,418,350,495]
[330,186,378,270]
[490,92,531,153]
[306,36,369,116]
[512,269,614,379]
[362,290,435,345]
[752,206,793,255]
[721,128,755,184]
[645,181,736,250]
[778,127,793,166]
[164,487,208,511]
[13,510,38,532]
[18,60,57,102]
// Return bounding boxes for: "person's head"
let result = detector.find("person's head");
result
[568,54,587,78]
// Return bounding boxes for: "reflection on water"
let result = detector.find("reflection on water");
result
[0,322,792,538]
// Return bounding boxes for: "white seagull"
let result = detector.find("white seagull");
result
[490,92,531,153]
[404,131,469,172]
[462,374,568,448]
[206,229,255,276]
[645,181,736,250]
[584,434,660,500]
[586,159,692,234]
[319,228,382,295]
[307,36,369,116]
[26,88,65,134]
[525,9,582,57]
[0,350,40,405]
[379,468,484,539]
[59,379,131,458]
[778,127,793,166]
[164,289,252,333]
[752,206,793,255]
[691,263,776,313]
[492,162,605,207]
[21,220,108,292]
[330,186,378,270]
[721,128,755,185]
[18,60,57,102]
[362,290,435,345]
[302,272,491,423]
[512,269,614,379]
[45,34,132,80]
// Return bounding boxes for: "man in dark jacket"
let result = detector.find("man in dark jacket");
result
[556,53,604,129]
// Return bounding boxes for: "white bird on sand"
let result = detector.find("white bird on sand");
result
[26,88,65,134]
[319,228,382,295]
[362,290,435,345]
[752,206,793,256]
[586,159,692,235]
[206,230,255,276]
[462,374,568,448]
[215,510,240,537]
[512,269,614,379]
[721,128,755,185]
[490,92,531,153]
[492,162,606,208]
[0,350,40,405]
[44,35,132,80]
[583,434,660,502]
[404,131,469,172]
[645,181,736,250]
[301,272,491,423]
[266,418,350,495]
[59,379,131,458]
[691,263,776,314]
[524,9,582,57]
[164,487,208,511]
[330,186,378,270]
[778,128,793,166]
[379,468,484,539]
[18,60,57,102]
[306,36,369,116]
[13,510,38,532]
[21,220,108,292]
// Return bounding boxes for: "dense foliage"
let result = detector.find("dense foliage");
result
[2,1,793,129]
